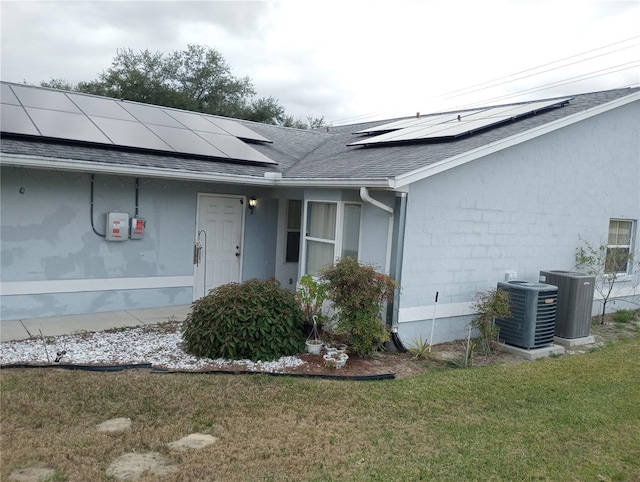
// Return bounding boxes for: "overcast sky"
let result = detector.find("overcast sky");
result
[1,0,638,125]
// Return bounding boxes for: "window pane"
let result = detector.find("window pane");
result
[617,221,631,245]
[287,200,302,230]
[307,202,336,240]
[609,220,632,245]
[341,204,361,259]
[306,240,334,275]
[608,221,619,245]
[605,247,630,273]
[285,232,300,263]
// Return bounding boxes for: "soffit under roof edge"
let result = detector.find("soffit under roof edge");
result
[0,154,274,185]
[0,153,397,189]
[392,91,640,189]
[271,178,395,189]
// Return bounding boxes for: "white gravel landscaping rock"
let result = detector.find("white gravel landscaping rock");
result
[0,324,307,373]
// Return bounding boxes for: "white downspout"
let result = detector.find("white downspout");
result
[359,187,394,275]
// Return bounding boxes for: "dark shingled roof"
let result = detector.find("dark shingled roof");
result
[2,85,638,184]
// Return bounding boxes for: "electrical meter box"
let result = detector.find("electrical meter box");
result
[106,212,129,241]
[130,217,145,240]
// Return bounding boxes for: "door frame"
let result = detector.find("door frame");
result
[193,192,246,301]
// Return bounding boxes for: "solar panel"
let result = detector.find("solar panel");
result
[89,116,173,151]
[11,84,81,113]
[348,98,571,146]
[196,131,273,163]
[1,104,40,135]
[352,111,485,135]
[1,81,276,165]
[1,83,21,105]
[67,93,137,121]
[164,109,229,134]
[25,107,112,144]
[145,124,229,157]
[206,116,272,143]
[119,102,185,128]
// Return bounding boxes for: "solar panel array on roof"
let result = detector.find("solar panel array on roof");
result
[348,98,572,147]
[352,110,486,135]
[0,81,275,164]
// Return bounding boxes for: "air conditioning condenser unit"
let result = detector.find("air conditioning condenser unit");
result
[496,281,558,349]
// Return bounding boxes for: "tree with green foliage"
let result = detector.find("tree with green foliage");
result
[40,45,324,128]
[576,237,639,324]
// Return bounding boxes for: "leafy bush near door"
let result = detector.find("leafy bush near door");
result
[182,278,305,361]
[320,257,396,357]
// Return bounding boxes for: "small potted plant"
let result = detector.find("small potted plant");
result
[305,315,323,354]
[323,350,349,369]
[296,274,329,336]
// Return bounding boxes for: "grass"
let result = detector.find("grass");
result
[2,336,640,481]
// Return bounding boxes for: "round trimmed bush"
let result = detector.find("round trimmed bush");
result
[182,278,305,361]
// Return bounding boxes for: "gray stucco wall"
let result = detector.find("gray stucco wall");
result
[0,168,278,319]
[397,100,640,344]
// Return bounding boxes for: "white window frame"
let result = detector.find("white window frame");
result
[300,200,363,276]
[606,219,635,276]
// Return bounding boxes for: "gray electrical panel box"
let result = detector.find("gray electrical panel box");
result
[106,212,129,241]
[130,217,145,240]
[539,270,595,339]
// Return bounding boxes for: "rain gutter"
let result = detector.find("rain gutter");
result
[359,187,394,275]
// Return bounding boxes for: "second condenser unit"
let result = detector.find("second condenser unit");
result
[539,270,595,339]
[496,281,558,349]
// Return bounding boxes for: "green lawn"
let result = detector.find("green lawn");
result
[2,336,639,481]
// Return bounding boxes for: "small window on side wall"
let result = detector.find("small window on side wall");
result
[606,219,634,274]
[285,200,302,263]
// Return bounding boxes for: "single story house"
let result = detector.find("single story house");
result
[1,81,638,344]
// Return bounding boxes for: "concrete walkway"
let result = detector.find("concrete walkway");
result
[1,305,192,342]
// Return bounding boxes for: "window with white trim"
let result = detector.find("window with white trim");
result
[606,219,634,274]
[304,201,361,275]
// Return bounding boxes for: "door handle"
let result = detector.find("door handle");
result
[235,246,240,257]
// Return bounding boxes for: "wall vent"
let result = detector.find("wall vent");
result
[496,281,558,349]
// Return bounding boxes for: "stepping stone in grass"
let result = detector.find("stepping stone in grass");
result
[97,417,131,432]
[8,467,56,481]
[168,433,218,451]
[106,452,178,481]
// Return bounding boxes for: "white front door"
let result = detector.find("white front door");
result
[194,194,244,300]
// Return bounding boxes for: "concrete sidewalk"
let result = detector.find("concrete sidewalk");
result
[0,305,192,342]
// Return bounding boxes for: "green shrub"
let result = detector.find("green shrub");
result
[181,278,305,361]
[296,273,330,326]
[612,309,638,324]
[408,335,431,360]
[471,288,511,354]
[320,257,395,357]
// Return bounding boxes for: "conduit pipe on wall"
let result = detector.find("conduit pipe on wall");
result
[90,174,106,238]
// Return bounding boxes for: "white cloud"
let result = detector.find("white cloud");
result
[1,0,638,124]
